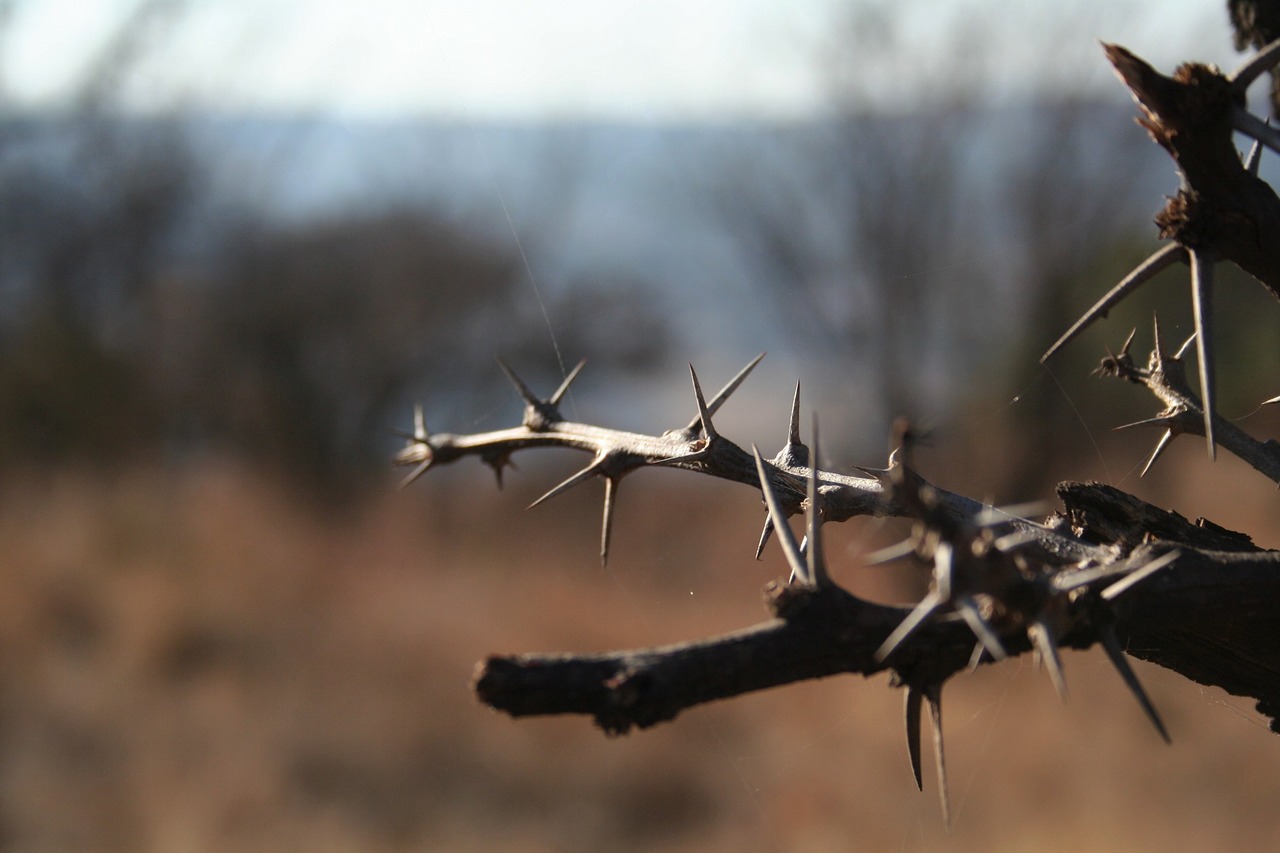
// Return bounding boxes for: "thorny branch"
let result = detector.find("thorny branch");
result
[1043,39,1280,456]
[398,38,1280,824]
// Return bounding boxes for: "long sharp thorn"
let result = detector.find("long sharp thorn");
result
[1139,429,1176,478]
[875,591,943,662]
[905,687,924,791]
[398,459,431,489]
[1041,243,1184,362]
[1028,619,1068,701]
[974,501,1047,527]
[862,538,917,566]
[754,514,774,560]
[1190,251,1217,458]
[788,382,802,447]
[687,364,718,440]
[926,686,951,828]
[1174,331,1198,360]
[1244,134,1265,175]
[1229,36,1280,90]
[752,445,805,580]
[549,359,587,406]
[956,595,1008,661]
[1119,326,1138,356]
[529,462,600,509]
[805,416,828,587]
[600,476,618,567]
[1100,626,1171,743]
[684,353,765,432]
[706,352,765,419]
[414,404,428,441]
[1232,108,1280,156]
[1152,314,1165,359]
[496,358,541,408]
[1101,550,1180,601]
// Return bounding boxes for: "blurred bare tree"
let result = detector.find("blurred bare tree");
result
[713,1,1158,492]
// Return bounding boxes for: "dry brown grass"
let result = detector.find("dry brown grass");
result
[0,460,1278,852]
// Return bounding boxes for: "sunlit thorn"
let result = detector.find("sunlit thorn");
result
[687,364,718,442]
[600,477,619,567]
[752,445,805,582]
[905,687,924,791]
[1100,625,1171,744]
[993,529,1040,553]
[684,352,765,433]
[1101,550,1180,601]
[529,461,601,509]
[804,415,829,588]
[967,642,986,672]
[1190,250,1217,459]
[549,359,587,406]
[496,358,541,408]
[1232,107,1280,156]
[973,501,1047,528]
[862,537,918,566]
[1028,619,1068,702]
[1140,429,1177,478]
[754,514,774,560]
[926,685,951,828]
[956,595,1008,662]
[1174,331,1197,360]
[1119,326,1138,357]
[875,590,943,663]
[1244,133,1265,175]
[398,459,432,489]
[1229,36,1280,90]
[414,404,428,441]
[788,382,802,447]
[1041,243,1184,362]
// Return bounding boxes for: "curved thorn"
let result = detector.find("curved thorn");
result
[925,686,950,828]
[1041,244,1184,362]
[875,590,943,662]
[788,382,802,447]
[1028,619,1068,701]
[687,364,718,441]
[805,415,828,587]
[1101,550,1180,601]
[752,445,805,581]
[1100,625,1171,743]
[1232,108,1280,156]
[1139,429,1177,478]
[398,459,432,489]
[600,476,618,567]
[1190,251,1217,458]
[549,359,587,406]
[496,358,541,408]
[1229,36,1280,90]
[529,461,601,509]
[905,687,924,791]
[754,514,774,560]
[956,595,1008,661]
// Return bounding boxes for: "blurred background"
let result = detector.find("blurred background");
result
[2,0,1280,849]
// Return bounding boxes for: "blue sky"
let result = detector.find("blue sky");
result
[0,0,1242,119]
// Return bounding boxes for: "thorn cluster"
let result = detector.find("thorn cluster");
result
[1043,37,1280,459]
[757,423,1181,823]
